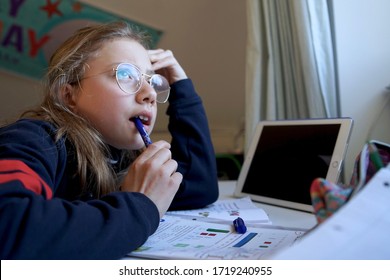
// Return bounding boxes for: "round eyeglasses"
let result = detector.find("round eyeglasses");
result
[114,63,170,103]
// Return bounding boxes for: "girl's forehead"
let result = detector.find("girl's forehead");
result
[89,38,151,71]
[101,39,148,59]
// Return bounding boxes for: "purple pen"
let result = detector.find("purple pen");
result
[132,117,152,147]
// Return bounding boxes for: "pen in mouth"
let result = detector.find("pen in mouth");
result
[132,117,152,147]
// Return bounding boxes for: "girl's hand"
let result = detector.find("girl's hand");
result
[148,49,187,84]
[120,140,183,218]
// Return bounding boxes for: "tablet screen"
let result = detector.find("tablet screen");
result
[235,118,353,212]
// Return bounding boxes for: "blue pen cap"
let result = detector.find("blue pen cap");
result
[233,217,247,234]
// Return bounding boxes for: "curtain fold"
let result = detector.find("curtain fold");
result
[245,0,340,151]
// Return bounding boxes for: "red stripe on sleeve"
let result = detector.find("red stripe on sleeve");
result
[0,160,53,199]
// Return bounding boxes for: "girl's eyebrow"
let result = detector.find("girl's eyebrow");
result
[115,62,154,74]
[110,62,155,75]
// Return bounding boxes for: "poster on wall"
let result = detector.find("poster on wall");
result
[0,0,162,80]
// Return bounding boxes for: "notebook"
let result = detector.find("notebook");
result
[234,118,353,212]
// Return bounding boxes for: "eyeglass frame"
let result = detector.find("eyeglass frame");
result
[79,62,171,103]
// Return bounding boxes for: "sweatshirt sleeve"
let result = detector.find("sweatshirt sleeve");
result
[0,120,160,259]
[167,79,219,210]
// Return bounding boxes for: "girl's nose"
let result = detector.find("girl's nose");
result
[135,80,157,105]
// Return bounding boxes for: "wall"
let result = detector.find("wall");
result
[0,0,247,154]
[332,0,390,179]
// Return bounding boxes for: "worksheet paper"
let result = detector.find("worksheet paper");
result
[271,167,390,259]
[127,215,305,260]
[166,197,270,224]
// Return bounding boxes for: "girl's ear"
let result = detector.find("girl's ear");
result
[60,83,78,110]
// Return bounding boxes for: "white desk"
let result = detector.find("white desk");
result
[218,180,317,230]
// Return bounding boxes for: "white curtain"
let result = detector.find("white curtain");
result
[245,0,340,150]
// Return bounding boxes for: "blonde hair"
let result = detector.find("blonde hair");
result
[22,21,150,197]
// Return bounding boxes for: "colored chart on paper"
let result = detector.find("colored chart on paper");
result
[130,215,305,260]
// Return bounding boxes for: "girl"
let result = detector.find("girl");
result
[0,21,218,259]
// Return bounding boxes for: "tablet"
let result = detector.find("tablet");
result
[234,118,353,212]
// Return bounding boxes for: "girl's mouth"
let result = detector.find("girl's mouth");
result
[132,115,150,126]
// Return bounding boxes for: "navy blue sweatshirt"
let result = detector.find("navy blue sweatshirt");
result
[0,79,218,259]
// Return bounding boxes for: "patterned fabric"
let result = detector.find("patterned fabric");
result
[310,140,390,223]
[310,178,352,223]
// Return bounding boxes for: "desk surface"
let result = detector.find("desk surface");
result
[218,181,317,229]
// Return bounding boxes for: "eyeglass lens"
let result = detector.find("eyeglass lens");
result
[116,63,170,103]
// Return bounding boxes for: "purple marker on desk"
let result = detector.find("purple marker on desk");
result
[132,117,152,147]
